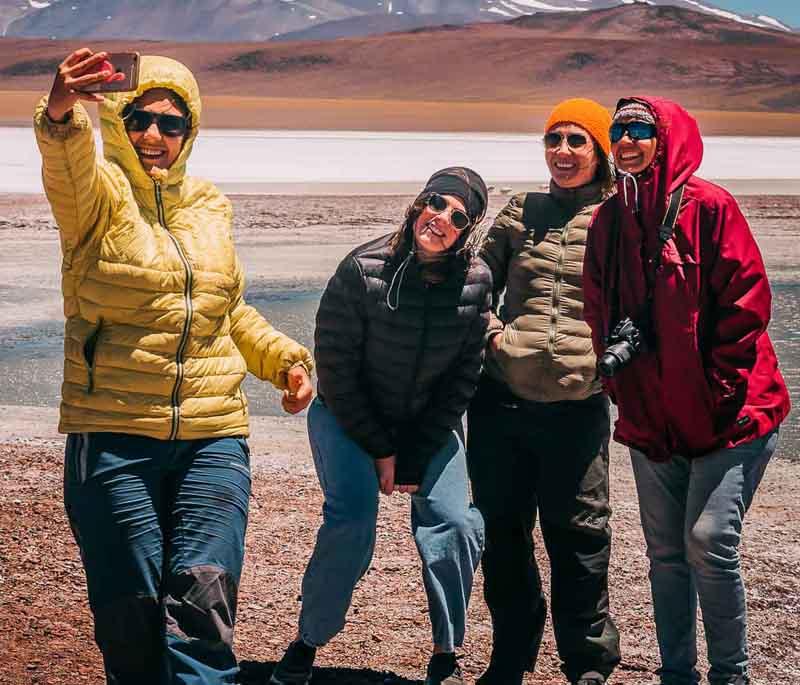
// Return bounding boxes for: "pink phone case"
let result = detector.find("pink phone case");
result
[82,52,140,93]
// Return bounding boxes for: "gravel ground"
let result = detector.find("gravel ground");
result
[1,192,798,683]
[2,418,798,685]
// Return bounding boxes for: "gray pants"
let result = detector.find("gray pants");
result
[631,430,778,685]
[299,398,485,651]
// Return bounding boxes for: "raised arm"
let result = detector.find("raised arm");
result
[34,49,122,258]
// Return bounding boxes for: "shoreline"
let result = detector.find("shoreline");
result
[2,179,800,196]
[3,90,800,136]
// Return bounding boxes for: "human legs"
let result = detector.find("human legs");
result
[631,449,700,685]
[163,436,252,684]
[64,432,168,685]
[411,430,485,653]
[467,381,544,677]
[684,431,778,685]
[537,396,620,683]
[298,398,380,647]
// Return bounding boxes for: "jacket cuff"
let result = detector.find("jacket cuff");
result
[485,315,504,346]
[34,97,91,141]
[276,347,314,389]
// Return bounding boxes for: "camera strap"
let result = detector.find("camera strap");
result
[645,183,686,303]
[606,183,685,336]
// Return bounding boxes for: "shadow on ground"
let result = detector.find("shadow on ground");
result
[239,661,421,684]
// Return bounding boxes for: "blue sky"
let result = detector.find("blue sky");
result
[711,1,799,27]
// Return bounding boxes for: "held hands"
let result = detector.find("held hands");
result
[47,48,118,122]
[489,330,503,354]
[374,455,419,496]
[282,365,313,414]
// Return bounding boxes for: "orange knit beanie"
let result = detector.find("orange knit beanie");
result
[544,98,613,156]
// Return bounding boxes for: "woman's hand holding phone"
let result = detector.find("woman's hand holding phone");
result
[46,48,120,122]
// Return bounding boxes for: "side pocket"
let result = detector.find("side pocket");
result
[64,432,91,486]
[83,318,103,393]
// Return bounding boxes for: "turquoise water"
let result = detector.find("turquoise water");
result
[0,283,796,459]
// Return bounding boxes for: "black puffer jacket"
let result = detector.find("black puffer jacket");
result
[315,233,492,484]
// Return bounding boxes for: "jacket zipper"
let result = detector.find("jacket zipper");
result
[547,225,569,355]
[155,181,194,440]
[404,283,431,417]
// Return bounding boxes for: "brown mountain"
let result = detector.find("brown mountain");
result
[1,4,798,132]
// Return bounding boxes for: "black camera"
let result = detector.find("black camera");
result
[598,317,643,377]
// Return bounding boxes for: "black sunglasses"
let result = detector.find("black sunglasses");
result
[543,132,589,150]
[610,121,657,143]
[426,193,470,231]
[123,108,189,137]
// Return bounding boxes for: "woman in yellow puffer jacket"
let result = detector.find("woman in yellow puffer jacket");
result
[34,48,314,684]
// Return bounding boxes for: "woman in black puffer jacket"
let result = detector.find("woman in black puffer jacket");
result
[272,168,492,685]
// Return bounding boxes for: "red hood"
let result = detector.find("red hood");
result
[615,96,704,224]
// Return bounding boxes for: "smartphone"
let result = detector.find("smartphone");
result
[81,52,140,93]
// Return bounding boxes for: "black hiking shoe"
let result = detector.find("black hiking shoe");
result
[424,652,463,685]
[270,639,316,685]
[476,662,524,685]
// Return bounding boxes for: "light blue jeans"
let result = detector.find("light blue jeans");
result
[631,430,779,685]
[298,398,485,651]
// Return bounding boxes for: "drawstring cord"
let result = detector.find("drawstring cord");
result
[620,171,640,212]
[386,250,415,312]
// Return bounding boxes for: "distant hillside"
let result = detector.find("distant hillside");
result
[1,4,798,116]
[3,0,794,42]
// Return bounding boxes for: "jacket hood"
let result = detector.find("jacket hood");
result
[615,96,703,224]
[99,55,201,190]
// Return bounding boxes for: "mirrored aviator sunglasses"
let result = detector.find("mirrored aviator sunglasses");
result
[610,121,658,143]
[543,132,589,149]
[124,108,189,137]
[427,193,471,231]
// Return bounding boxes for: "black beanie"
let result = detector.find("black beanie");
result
[421,166,488,226]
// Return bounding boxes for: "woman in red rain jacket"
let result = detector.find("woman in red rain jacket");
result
[583,96,790,685]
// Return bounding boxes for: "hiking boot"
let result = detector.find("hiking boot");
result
[475,663,524,685]
[574,671,605,685]
[270,639,316,685]
[424,652,463,685]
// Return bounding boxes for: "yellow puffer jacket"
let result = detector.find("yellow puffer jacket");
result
[34,56,313,440]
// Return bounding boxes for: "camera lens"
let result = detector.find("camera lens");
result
[598,340,637,377]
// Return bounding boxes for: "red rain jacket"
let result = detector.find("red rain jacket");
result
[584,96,790,460]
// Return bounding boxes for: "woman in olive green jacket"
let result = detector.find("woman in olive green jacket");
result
[35,48,313,684]
[467,99,620,685]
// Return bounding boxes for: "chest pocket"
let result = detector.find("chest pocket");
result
[656,242,703,335]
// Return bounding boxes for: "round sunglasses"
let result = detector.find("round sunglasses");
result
[123,108,189,137]
[426,193,470,231]
[610,121,657,144]
[543,132,590,150]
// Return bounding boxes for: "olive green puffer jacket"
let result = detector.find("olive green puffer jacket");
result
[34,55,313,439]
[480,181,606,402]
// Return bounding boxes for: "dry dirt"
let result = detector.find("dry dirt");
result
[1,417,798,685]
[1,191,798,684]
